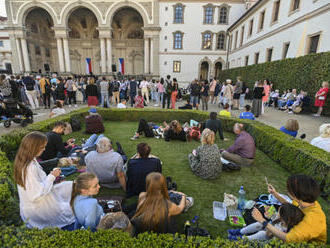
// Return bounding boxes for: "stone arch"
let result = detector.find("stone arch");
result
[213,57,225,79]
[105,1,149,26]
[16,2,57,26]
[60,2,103,26]
[198,57,212,81]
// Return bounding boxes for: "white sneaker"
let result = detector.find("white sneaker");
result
[69,105,72,108]
[154,104,159,107]
[130,135,139,140]
[184,196,194,212]
[75,104,78,108]
[313,114,320,117]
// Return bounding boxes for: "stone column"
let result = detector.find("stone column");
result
[100,38,106,74]
[15,38,24,72]
[20,38,30,72]
[150,38,154,74]
[63,38,71,72]
[56,38,65,73]
[144,38,149,74]
[106,38,112,73]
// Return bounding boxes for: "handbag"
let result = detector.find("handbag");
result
[72,83,78,92]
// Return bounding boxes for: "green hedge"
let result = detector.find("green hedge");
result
[0,227,326,248]
[220,52,330,115]
[0,108,329,247]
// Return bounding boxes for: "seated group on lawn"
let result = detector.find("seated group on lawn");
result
[13,112,327,244]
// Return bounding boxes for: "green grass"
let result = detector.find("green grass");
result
[65,121,330,239]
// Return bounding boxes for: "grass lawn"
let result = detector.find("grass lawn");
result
[65,121,330,239]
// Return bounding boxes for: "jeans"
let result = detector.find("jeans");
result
[240,222,269,241]
[278,100,287,108]
[79,88,86,103]
[130,93,136,107]
[163,93,171,109]
[158,92,164,105]
[83,134,104,149]
[201,95,208,110]
[68,91,76,104]
[190,95,199,107]
[239,94,245,108]
[101,93,110,108]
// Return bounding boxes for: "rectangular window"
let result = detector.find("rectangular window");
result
[267,48,273,62]
[308,34,320,54]
[45,47,50,57]
[240,26,245,47]
[283,42,290,59]
[173,61,181,73]
[229,34,233,51]
[35,45,41,55]
[204,6,214,24]
[173,32,183,49]
[174,5,184,23]
[234,31,238,49]
[202,32,212,50]
[245,56,249,66]
[255,52,259,64]
[249,19,254,36]
[291,0,300,11]
[259,10,265,31]
[272,0,280,22]
[0,41,3,47]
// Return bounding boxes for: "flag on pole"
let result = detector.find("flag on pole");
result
[86,58,92,74]
[118,58,125,74]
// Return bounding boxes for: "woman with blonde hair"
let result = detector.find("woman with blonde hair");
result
[188,128,222,179]
[314,81,329,117]
[310,123,330,152]
[86,77,98,106]
[14,131,75,229]
[131,172,187,234]
[163,120,187,142]
[280,119,299,138]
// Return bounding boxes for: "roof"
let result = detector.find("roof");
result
[227,0,265,32]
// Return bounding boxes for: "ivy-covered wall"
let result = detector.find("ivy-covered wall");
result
[220,52,330,115]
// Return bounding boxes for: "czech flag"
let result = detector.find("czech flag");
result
[118,58,125,74]
[86,58,92,74]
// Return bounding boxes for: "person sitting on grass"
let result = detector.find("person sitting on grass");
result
[252,175,326,244]
[310,123,330,152]
[14,131,75,230]
[72,172,133,233]
[205,112,227,141]
[279,119,299,138]
[239,105,255,120]
[40,121,75,160]
[219,103,231,117]
[85,108,105,134]
[131,119,158,140]
[134,90,144,108]
[178,99,193,110]
[220,123,255,166]
[163,120,187,142]
[85,137,126,190]
[49,100,66,118]
[228,203,304,241]
[126,143,162,198]
[117,99,127,109]
[188,128,222,179]
[131,172,189,235]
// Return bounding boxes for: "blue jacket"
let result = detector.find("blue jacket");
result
[239,112,255,120]
[280,126,297,138]
[74,195,104,231]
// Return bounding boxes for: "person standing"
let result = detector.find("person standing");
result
[190,80,201,110]
[201,80,209,111]
[157,78,165,107]
[100,77,110,108]
[209,78,217,104]
[111,79,120,105]
[129,77,138,107]
[240,81,247,108]
[23,75,39,110]
[252,81,265,118]
[262,79,270,114]
[171,78,178,109]
[39,76,51,109]
[314,81,329,117]
[163,75,172,109]
[223,79,234,110]
[233,76,243,110]
[65,77,78,108]
[139,78,150,105]
[86,78,98,107]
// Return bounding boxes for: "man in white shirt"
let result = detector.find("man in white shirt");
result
[139,78,149,104]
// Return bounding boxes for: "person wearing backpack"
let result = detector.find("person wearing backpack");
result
[39,76,52,109]
[112,79,120,104]
[163,75,172,109]
[23,75,39,110]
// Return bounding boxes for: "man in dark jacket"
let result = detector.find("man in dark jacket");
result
[129,77,138,107]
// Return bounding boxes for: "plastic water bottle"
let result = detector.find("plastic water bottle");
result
[238,186,246,211]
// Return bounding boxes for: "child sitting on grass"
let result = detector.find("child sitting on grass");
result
[228,203,304,241]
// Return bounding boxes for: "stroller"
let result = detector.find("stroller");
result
[0,97,34,128]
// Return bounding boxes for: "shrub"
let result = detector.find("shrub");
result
[219,52,330,115]
[0,108,328,246]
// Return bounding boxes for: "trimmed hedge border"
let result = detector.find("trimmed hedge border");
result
[0,108,329,247]
[219,52,330,116]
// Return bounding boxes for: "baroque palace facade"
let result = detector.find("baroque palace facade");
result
[2,0,329,81]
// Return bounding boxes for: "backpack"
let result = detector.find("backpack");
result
[112,81,120,92]
[70,117,81,132]
[45,80,52,94]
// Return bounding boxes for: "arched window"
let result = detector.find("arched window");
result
[173,31,183,49]
[219,7,227,24]
[202,32,212,50]
[173,4,185,23]
[216,32,226,50]
[204,5,214,24]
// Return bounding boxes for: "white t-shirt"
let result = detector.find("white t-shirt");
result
[310,137,330,152]
[117,103,127,109]
[51,108,66,117]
